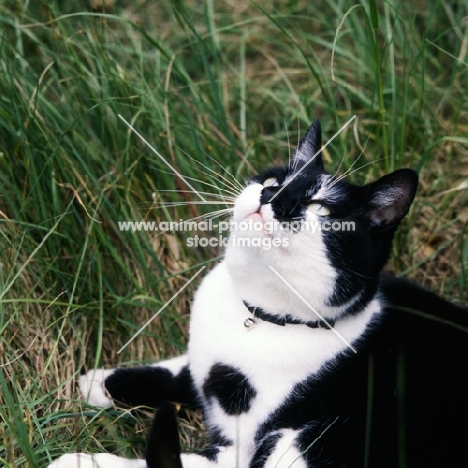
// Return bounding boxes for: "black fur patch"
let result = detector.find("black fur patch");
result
[146,401,182,468]
[249,432,281,468]
[199,426,233,462]
[105,364,199,408]
[203,363,257,415]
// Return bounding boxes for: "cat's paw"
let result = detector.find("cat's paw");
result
[79,369,114,407]
[48,453,146,468]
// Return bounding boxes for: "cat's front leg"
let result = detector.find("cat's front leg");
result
[80,354,199,409]
[48,453,146,468]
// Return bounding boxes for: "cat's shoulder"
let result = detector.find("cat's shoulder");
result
[362,274,468,352]
[379,274,468,325]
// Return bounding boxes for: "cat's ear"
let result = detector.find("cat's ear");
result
[292,119,324,169]
[365,169,418,230]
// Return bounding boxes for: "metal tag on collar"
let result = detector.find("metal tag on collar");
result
[244,306,258,328]
[244,317,256,328]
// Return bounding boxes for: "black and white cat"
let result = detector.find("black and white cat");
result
[49,120,468,468]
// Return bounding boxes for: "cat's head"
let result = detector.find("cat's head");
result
[225,120,418,321]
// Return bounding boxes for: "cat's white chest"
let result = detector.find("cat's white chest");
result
[188,262,380,431]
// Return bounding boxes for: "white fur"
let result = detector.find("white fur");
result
[309,174,339,201]
[179,454,217,468]
[150,354,188,374]
[79,369,115,408]
[371,185,406,208]
[264,429,308,468]
[48,453,146,468]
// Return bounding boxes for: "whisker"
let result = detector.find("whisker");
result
[147,208,234,242]
[175,144,243,194]
[181,174,241,197]
[150,191,236,204]
[293,114,301,171]
[140,163,238,198]
[155,190,235,199]
[341,264,375,281]
[329,154,387,189]
[180,208,234,225]
[198,210,234,223]
[175,209,234,226]
[285,117,291,168]
[332,156,346,182]
[118,114,207,202]
[149,201,235,209]
[329,130,372,186]
[196,147,245,192]
[334,158,389,185]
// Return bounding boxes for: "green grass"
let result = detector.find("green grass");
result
[0,0,467,466]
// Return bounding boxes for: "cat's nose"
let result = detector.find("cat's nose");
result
[260,186,279,205]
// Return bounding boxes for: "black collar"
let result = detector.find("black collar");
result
[243,301,335,329]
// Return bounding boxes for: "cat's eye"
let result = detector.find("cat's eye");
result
[263,177,279,188]
[307,202,330,217]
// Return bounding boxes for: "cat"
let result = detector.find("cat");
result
[49,120,468,468]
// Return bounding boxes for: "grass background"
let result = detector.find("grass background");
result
[1,0,467,466]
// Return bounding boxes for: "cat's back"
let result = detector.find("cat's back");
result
[376,275,468,370]
[361,276,468,467]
